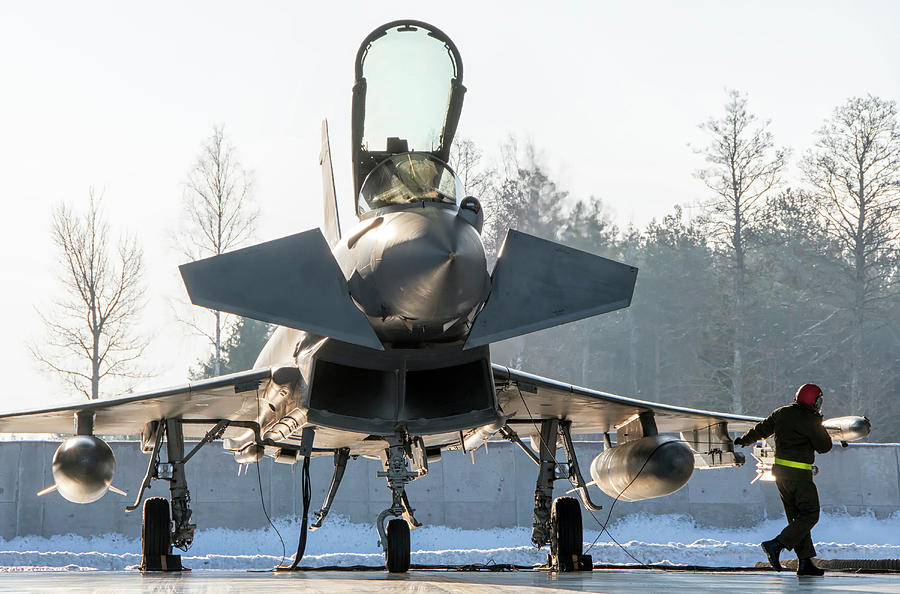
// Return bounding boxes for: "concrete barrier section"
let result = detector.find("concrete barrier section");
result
[0,440,896,539]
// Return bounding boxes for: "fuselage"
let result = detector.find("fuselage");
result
[236,194,497,460]
[335,204,489,344]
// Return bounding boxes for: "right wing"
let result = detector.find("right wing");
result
[0,368,273,438]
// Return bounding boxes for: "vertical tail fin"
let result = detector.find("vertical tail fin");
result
[320,120,341,247]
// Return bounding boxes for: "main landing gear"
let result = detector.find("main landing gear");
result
[504,418,599,572]
[129,417,229,572]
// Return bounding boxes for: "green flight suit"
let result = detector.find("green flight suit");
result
[738,402,832,559]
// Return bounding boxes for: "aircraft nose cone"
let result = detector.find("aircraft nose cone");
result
[349,208,490,339]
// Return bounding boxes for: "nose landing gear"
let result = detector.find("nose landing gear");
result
[385,518,411,573]
[376,431,428,573]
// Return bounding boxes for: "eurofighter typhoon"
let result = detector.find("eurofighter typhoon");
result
[0,21,870,573]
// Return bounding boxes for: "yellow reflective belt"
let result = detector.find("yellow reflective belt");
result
[774,457,813,470]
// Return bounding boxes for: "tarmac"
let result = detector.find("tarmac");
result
[0,569,897,593]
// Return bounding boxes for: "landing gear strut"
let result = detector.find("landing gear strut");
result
[130,417,209,572]
[311,447,350,530]
[526,419,594,572]
[376,430,427,573]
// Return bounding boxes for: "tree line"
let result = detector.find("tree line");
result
[35,93,899,440]
[460,92,899,439]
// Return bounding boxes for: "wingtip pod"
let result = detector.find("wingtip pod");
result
[823,415,871,443]
[179,229,384,351]
[464,230,638,349]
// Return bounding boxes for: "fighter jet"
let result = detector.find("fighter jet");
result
[0,20,870,574]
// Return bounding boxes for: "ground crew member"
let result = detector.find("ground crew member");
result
[734,383,832,576]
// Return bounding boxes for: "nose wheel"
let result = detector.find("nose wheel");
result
[385,518,411,573]
[375,431,427,573]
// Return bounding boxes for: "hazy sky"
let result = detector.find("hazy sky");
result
[2,1,898,408]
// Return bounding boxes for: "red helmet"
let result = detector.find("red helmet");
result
[796,384,823,411]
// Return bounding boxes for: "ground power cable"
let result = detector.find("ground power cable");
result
[253,387,288,568]
[280,455,312,570]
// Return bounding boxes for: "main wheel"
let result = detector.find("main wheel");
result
[141,497,171,570]
[385,518,411,573]
[551,496,583,571]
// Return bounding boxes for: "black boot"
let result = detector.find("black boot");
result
[796,557,824,576]
[761,538,784,571]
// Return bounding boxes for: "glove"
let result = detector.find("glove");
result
[734,436,747,447]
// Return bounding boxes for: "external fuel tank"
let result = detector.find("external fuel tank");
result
[589,435,694,502]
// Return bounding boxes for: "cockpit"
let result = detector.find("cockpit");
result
[351,21,466,216]
[358,153,463,214]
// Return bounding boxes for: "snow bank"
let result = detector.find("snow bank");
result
[3,511,900,571]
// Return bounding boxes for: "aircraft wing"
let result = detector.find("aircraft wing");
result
[0,368,273,438]
[493,364,762,436]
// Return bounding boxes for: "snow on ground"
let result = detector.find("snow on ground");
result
[2,511,900,571]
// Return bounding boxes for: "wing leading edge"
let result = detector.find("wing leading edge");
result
[0,368,273,437]
[493,364,763,436]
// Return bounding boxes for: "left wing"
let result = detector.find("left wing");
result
[492,364,759,502]
[493,364,762,436]
[0,368,274,437]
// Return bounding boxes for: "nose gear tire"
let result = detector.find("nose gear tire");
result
[385,518,411,573]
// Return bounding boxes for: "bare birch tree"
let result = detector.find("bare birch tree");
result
[32,190,146,400]
[694,90,788,413]
[177,125,258,376]
[802,95,900,412]
[449,137,494,198]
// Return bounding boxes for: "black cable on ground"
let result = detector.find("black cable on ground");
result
[255,457,287,567]
[254,388,287,566]
[245,562,900,574]
[279,455,312,570]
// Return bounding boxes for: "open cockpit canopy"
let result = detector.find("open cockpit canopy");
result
[352,21,465,215]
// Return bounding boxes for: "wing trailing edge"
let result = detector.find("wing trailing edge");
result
[464,230,638,349]
[179,229,383,350]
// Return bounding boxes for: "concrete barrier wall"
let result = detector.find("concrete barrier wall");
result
[0,440,897,539]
